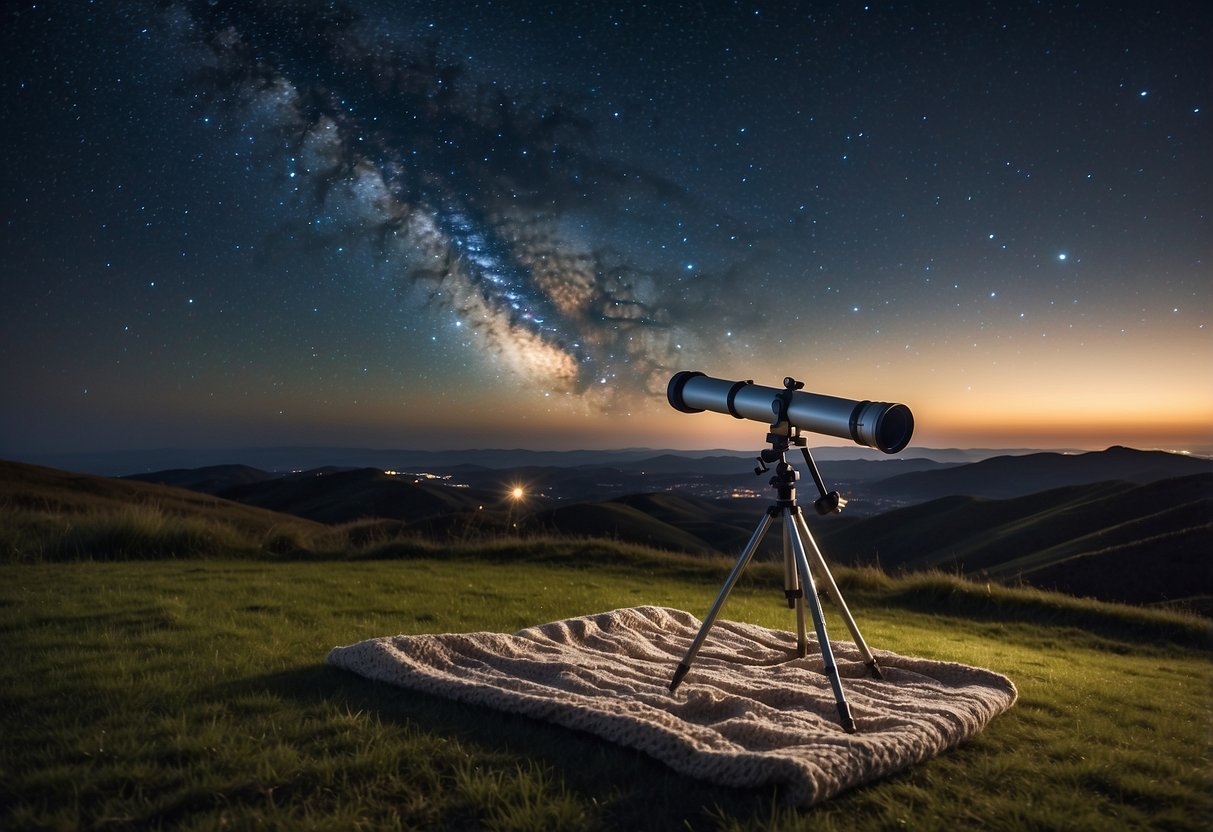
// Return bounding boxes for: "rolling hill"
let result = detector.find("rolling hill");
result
[815,473,1213,610]
[124,463,278,494]
[872,445,1209,501]
[4,453,1209,611]
[527,501,716,553]
[0,459,327,537]
[0,459,337,560]
[215,468,511,524]
[120,446,1202,512]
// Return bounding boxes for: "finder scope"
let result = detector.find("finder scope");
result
[667,371,914,454]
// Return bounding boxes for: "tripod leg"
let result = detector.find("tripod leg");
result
[786,513,857,734]
[793,513,884,680]
[669,510,775,693]
[782,520,808,657]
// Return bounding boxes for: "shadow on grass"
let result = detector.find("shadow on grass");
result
[231,662,794,830]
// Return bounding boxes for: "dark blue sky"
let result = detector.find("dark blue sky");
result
[2,1,1209,455]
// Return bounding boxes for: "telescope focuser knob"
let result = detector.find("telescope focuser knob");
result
[814,491,847,515]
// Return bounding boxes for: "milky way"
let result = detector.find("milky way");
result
[163,0,697,403]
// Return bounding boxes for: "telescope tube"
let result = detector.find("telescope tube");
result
[667,371,914,454]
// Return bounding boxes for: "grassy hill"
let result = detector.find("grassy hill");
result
[0,459,340,560]
[5,459,1210,614]
[528,500,717,552]
[217,467,504,524]
[612,492,758,551]
[1,550,1209,830]
[816,474,1213,612]
[1,458,1210,829]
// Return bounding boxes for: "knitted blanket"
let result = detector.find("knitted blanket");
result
[326,606,1017,806]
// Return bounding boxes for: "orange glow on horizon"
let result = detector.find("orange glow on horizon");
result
[112,343,1209,455]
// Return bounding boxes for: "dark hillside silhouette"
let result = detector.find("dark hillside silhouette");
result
[125,464,276,494]
[529,502,714,553]
[817,473,1212,611]
[217,468,506,524]
[874,446,1209,502]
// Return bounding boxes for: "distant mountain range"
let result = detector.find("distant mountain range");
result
[120,446,1210,608]
[3,447,1209,612]
[3,444,1093,477]
[118,454,956,512]
[121,444,1208,514]
[871,446,1210,500]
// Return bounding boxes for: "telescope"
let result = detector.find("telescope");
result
[667,371,913,454]
[664,372,915,730]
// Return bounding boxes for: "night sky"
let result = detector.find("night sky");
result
[2,1,1209,456]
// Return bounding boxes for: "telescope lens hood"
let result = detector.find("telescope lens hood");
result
[667,370,706,413]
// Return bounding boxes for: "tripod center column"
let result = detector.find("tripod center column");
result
[772,461,799,508]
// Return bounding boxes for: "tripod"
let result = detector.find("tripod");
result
[668,390,883,733]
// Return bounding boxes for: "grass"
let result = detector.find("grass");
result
[1,541,1210,831]
[0,460,350,563]
[0,498,340,562]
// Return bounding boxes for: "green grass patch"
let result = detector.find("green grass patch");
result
[1,546,1210,831]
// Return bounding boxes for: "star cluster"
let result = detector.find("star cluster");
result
[1,0,1209,453]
